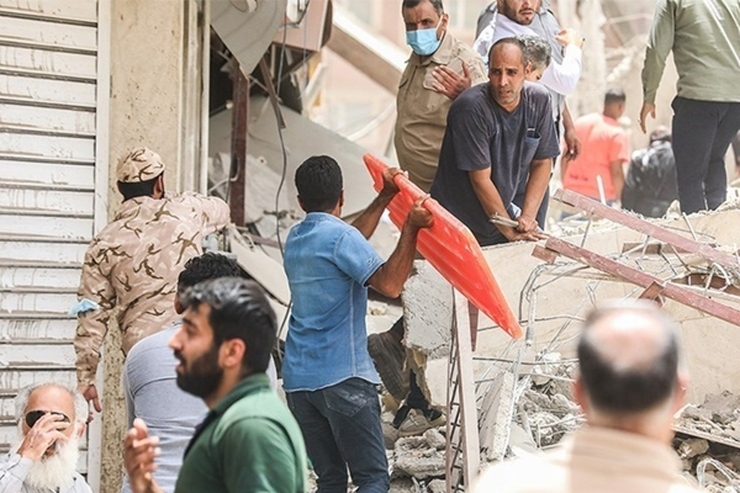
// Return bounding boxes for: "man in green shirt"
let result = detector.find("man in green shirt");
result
[640,0,740,214]
[123,277,307,493]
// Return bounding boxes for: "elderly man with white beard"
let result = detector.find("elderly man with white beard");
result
[0,382,91,493]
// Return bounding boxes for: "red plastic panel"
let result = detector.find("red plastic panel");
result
[364,154,522,339]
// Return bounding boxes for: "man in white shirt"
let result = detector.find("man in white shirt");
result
[1,383,92,493]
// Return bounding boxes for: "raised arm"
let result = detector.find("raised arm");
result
[351,168,402,239]
[366,197,433,298]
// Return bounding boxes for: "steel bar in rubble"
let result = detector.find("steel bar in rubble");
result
[445,289,480,493]
[537,237,740,327]
[552,189,740,276]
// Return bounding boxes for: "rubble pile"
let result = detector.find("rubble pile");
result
[512,354,583,449]
[675,392,740,492]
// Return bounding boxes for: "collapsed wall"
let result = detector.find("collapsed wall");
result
[393,205,740,490]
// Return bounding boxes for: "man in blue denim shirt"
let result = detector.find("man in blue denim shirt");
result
[283,155,433,492]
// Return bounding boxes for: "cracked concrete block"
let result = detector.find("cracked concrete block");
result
[423,428,447,450]
[427,479,446,493]
[678,438,710,459]
[394,436,446,479]
[402,260,453,358]
[479,371,515,462]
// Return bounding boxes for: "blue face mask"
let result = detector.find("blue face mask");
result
[406,19,442,56]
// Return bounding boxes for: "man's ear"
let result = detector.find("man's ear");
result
[153,174,165,198]
[174,297,184,315]
[339,190,345,208]
[220,339,246,370]
[572,374,588,413]
[672,372,689,414]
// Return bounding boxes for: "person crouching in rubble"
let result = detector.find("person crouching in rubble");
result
[474,300,703,493]
[282,155,433,492]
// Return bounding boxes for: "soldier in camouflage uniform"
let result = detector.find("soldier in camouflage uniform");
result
[74,147,230,412]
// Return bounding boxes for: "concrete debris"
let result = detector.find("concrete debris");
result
[674,392,740,491]
[678,438,710,459]
[402,260,454,359]
[393,435,446,480]
[423,428,447,451]
[426,479,446,493]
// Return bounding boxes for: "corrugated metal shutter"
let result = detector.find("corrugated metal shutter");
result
[0,0,103,479]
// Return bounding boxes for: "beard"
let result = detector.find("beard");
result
[175,343,224,399]
[12,426,81,491]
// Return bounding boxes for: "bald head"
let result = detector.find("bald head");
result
[577,301,680,415]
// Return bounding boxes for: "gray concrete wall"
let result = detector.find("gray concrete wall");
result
[100,1,200,491]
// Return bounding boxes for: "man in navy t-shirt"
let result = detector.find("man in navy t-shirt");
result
[430,36,560,246]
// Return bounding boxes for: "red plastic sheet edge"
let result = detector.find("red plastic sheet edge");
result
[363,154,522,339]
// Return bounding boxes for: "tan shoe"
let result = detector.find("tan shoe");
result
[397,408,446,437]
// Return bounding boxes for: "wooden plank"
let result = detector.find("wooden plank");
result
[0,317,76,341]
[452,289,480,489]
[544,237,740,326]
[638,281,666,305]
[0,103,95,136]
[0,0,98,23]
[553,189,740,274]
[0,160,94,188]
[0,16,97,53]
[0,290,77,313]
[0,238,87,263]
[0,75,96,107]
[0,133,95,162]
[532,244,557,264]
[0,46,97,80]
[0,213,93,240]
[0,187,93,213]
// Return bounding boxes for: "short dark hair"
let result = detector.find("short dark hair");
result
[604,88,626,105]
[517,34,551,72]
[117,174,162,201]
[402,0,444,15]
[295,155,343,212]
[180,278,277,374]
[488,37,526,68]
[177,252,247,294]
[577,302,680,414]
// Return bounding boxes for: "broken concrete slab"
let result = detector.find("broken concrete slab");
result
[402,260,453,359]
[393,435,446,480]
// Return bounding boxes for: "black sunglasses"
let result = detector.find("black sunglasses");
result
[25,410,71,429]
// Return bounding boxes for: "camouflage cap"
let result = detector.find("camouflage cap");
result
[117,147,166,183]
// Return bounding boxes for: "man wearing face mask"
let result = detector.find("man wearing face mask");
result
[395,0,487,193]
[369,0,487,438]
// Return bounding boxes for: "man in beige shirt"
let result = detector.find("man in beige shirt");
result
[74,147,230,413]
[474,300,703,493]
[371,0,487,437]
[395,0,487,193]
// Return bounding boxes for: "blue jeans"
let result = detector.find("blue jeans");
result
[286,378,389,493]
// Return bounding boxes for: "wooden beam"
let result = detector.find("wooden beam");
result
[543,237,740,326]
[552,189,740,274]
